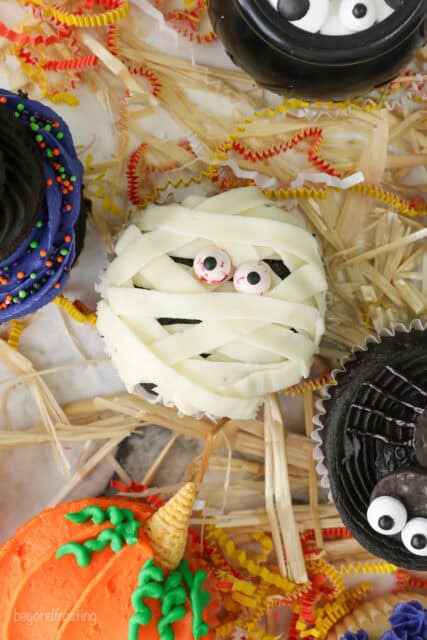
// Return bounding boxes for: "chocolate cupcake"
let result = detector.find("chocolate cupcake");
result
[314,322,427,570]
[0,89,88,322]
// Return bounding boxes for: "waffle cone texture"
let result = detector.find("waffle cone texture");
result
[145,482,196,570]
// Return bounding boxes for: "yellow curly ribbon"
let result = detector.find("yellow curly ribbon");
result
[42,2,130,28]
[285,375,335,397]
[54,296,97,326]
[48,92,80,106]
[7,320,25,350]
[206,526,304,593]
[339,560,396,576]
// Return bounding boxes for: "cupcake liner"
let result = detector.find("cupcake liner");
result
[327,592,427,640]
[312,319,427,570]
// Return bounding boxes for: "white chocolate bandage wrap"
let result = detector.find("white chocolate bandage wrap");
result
[97,187,327,419]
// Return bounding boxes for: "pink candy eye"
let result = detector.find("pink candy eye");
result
[193,246,233,284]
[233,262,272,295]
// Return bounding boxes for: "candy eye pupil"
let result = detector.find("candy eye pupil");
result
[378,515,394,531]
[277,0,310,21]
[203,256,217,271]
[411,534,427,550]
[353,3,367,18]
[247,271,261,285]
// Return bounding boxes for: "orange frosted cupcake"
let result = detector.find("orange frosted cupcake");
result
[0,484,218,640]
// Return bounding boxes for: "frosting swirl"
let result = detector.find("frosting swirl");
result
[0,90,84,322]
[382,601,427,640]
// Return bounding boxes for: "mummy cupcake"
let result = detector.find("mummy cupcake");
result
[97,187,327,419]
[0,89,88,322]
[315,322,427,570]
[0,484,218,639]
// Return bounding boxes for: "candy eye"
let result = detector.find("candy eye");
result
[401,518,427,557]
[367,496,407,536]
[193,246,233,284]
[233,262,272,295]
[278,0,329,32]
[339,0,377,31]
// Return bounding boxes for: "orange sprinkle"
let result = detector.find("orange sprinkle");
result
[65,204,72,212]
[53,148,60,157]
[0,97,7,103]
[40,250,47,257]
[52,121,60,128]
[64,235,72,243]
[56,256,63,263]
[45,260,53,267]
[62,189,68,195]
[46,178,53,186]
[17,272,25,279]
[40,142,46,149]
[54,283,61,289]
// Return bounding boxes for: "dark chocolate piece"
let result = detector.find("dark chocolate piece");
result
[371,469,427,518]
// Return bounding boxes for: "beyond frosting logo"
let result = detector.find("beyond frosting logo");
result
[13,608,97,627]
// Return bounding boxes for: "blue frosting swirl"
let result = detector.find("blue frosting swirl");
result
[0,90,83,322]
[381,601,427,640]
[340,601,427,640]
[341,631,369,640]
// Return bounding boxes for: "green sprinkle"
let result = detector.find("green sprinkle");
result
[46,149,53,158]
[17,103,24,111]
[18,290,27,299]
[14,112,20,118]
[35,220,43,228]
[56,131,64,140]
[30,241,39,249]
[35,134,43,143]
[30,272,37,280]
[70,175,77,182]
[44,124,52,132]
[30,123,40,132]
[60,248,69,256]
[13,296,18,303]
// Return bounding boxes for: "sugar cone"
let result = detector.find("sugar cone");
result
[145,483,196,571]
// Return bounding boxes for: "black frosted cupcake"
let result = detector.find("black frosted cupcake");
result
[314,322,427,570]
[0,90,89,322]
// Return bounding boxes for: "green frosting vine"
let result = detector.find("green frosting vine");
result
[56,505,142,567]
[128,558,211,640]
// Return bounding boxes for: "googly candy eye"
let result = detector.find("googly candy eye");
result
[339,0,377,31]
[233,262,272,295]
[278,0,330,33]
[401,518,427,557]
[367,496,407,536]
[193,246,233,284]
[374,0,393,20]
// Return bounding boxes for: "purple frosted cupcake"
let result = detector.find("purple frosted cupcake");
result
[0,89,88,322]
